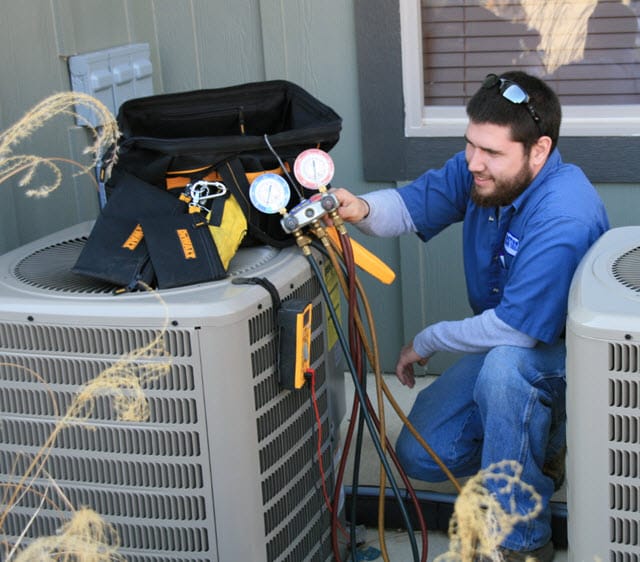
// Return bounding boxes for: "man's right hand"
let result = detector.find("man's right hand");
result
[330,188,370,223]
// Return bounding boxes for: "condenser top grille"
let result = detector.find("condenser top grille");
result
[14,237,116,294]
[11,234,281,295]
[612,246,640,293]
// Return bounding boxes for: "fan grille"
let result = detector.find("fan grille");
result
[13,237,116,294]
[11,237,279,294]
[612,247,640,293]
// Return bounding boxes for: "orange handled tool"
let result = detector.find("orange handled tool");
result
[326,226,396,285]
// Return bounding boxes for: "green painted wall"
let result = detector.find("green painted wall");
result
[0,0,637,373]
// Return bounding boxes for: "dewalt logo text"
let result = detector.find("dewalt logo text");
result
[122,224,144,250]
[177,228,197,259]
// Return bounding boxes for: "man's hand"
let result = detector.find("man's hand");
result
[395,343,428,388]
[330,187,370,223]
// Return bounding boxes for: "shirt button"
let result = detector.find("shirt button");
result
[492,288,500,294]
[488,216,495,222]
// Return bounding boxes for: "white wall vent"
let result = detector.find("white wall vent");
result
[68,43,153,126]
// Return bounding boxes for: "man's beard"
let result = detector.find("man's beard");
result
[471,159,534,208]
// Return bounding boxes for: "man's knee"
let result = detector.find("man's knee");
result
[482,345,529,376]
[395,426,453,482]
[474,345,530,401]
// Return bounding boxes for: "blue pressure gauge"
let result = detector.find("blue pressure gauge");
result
[249,173,291,214]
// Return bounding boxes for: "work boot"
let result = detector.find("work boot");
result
[498,540,554,562]
[542,447,566,492]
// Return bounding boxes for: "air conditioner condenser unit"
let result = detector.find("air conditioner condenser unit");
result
[0,221,345,562]
[566,226,640,561]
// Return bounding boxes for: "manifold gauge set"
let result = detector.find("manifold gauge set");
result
[248,149,339,234]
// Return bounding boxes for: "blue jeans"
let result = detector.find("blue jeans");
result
[396,342,566,551]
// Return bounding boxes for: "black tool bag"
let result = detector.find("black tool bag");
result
[73,80,341,291]
[110,79,342,248]
[73,171,191,288]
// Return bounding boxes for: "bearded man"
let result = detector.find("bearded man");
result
[332,71,609,561]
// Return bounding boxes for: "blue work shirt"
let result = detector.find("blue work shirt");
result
[397,149,610,344]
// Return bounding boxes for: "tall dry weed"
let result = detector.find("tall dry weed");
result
[0,92,169,561]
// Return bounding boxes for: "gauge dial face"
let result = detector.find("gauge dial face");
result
[294,148,335,190]
[249,173,291,214]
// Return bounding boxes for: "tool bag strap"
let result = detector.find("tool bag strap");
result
[217,158,253,220]
[217,157,292,248]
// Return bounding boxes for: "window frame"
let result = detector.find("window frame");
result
[400,0,640,138]
[354,0,640,183]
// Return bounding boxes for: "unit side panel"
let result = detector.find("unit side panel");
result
[0,323,218,561]
[567,330,640,561]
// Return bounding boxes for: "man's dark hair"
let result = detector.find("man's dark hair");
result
[466,71,562,153]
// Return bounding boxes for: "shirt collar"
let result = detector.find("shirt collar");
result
[509,148,562,212]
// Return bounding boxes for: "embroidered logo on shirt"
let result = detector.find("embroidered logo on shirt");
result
[504,231,520,256]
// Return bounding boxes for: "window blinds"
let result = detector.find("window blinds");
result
[422,0,640,105]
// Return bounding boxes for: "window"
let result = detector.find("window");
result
[355,0,640,181]
[402,0,640,137]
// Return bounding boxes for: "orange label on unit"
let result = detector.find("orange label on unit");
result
[176,229,197,259]
[122,224,144,250]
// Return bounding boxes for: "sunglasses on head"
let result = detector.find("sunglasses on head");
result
[482,73,542,132]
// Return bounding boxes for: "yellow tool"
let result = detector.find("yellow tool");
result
[325,226,395,285]
[278,299,313,390]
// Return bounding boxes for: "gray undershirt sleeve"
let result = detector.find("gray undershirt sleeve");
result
[412,309,538,359]
[355,189,417,237]
[353,189,536,358]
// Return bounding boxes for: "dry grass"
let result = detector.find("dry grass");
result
[0,91,118,197]
[0,92,158,561]
[436,460,542,561]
